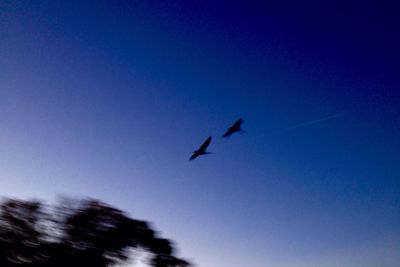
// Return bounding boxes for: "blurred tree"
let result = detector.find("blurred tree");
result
[0,198,191,267]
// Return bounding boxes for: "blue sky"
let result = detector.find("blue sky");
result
[1,1,399,267]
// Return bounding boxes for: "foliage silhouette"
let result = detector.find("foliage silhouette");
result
[0,198,191,267]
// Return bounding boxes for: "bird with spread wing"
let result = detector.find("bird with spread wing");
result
[222,118,245,138]
[189,136,212,161]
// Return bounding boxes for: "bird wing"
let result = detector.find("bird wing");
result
[199,136,212,151]
[189,153,198,161]
[233,118,244,128]
[222,129,233,137]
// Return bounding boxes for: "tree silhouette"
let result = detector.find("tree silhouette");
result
[0,198,191,267]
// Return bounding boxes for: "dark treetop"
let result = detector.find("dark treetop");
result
[0,198,191,267]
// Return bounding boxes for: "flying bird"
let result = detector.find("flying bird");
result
[189,136,212,161]
[222,118,245,138]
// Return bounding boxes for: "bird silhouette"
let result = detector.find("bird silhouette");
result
[222,118,245,138]
[189,136,212,161]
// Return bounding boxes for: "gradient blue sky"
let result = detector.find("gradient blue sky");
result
[1,1,399,267]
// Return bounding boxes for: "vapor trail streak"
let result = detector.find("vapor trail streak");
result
[282,112,347,132]
[231,112,347,146]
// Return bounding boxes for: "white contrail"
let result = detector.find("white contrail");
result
[282,112,347,132]
[230,112,347,146]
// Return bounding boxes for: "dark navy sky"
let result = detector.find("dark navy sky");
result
[1,1,399,266]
